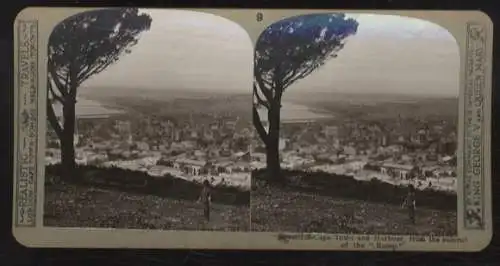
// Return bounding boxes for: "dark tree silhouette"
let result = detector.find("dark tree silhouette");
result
[253,13,358,180]
[47,8,152,179]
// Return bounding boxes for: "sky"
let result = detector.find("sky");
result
[80,10,460,97]
[82,9,254,93]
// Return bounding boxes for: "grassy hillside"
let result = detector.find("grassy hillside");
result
[44,165,250,231]
[251,170,457,235]
[43,166,457,234]
[251,185,456,235]
[44,183,249,231]
[46,164,250,206]
[252,169,456,211]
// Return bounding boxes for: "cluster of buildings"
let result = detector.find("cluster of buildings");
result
[46,98,458,193]
[251,117,458,193]
[46,110,253,190]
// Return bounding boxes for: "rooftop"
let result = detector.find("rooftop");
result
[381,163,415,171]
[175,158,207,166]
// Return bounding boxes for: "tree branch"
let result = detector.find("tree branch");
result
[77,44,128,86]
[254,68,273,102]
[78,57,115,85]
[47,61,69,97]
[253,105,269,146]
[282,63,320,89]
[77,28,133,82]
[48,78,64,103]
[63,68,70,93]
[253,83,270,109]
[46,89,63,140]
[68,59,80,97]
[282,68,297,85]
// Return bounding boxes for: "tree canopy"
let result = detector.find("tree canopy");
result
[47,8,152,101]
[252,13,359,179]
[254,13,359,101]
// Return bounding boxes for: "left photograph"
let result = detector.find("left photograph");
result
[43,8,253,231]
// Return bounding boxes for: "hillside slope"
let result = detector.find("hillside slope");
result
[251,184,457,235]
[44,183,250,231]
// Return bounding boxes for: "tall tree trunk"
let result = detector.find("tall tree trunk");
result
[266,101,281,180]
[60,101,76,180]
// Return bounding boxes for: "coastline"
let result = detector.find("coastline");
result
[257,102,335,123]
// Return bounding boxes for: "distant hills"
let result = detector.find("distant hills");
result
[79,86,252,101]
[76,86,252,118]
[52,98,124,119]
[73,86,457,122]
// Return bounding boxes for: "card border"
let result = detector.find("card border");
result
[11,7,494,251]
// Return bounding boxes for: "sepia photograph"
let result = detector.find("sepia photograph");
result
[13,7,492,250]
[43,8,253,231]
[251,13,459,236]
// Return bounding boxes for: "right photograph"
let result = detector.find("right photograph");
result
[251,13,459,235]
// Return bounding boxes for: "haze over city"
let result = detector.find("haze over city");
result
[80,10,460,98]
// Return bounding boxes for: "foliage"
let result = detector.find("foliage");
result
[253,13,359,109]
[47,8,152,137]
[252,14,358,178]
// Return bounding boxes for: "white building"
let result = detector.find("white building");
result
[380,163,416,180]
[173,158,208,176]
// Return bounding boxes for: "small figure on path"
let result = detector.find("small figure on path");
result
[198,180,212,222]
[402,184,416,224]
